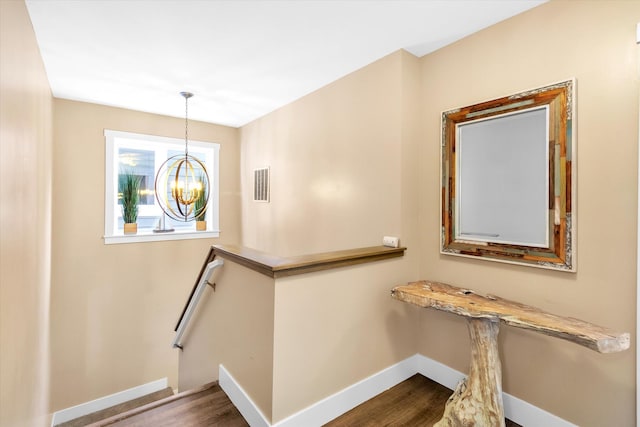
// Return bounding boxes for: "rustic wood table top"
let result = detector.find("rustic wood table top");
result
[391,280,629,353]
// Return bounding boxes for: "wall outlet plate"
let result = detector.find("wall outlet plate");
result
[383,236,399,248]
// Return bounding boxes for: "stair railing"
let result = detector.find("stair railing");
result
[172,254,224,349]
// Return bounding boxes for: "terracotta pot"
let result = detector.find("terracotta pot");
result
[124,222,137,235]
[196,220,207,231]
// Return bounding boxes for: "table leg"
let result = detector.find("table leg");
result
[435,317,505,427]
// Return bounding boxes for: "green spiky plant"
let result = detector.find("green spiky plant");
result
[194,174,208,221]
[119,171,141,224]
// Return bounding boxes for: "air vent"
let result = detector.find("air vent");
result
[253,167,270,202]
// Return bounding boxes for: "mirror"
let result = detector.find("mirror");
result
[441,80,575,271]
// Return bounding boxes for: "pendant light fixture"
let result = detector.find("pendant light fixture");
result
[155,92,210,222]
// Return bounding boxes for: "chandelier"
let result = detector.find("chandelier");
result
[155,92,210,222]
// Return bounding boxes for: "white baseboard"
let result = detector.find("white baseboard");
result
[50,378,168,426]
[413,352,466,389]
[272,355,419,427]
[413,354,577,427]
[219,364,270,427]
[220,354,577,427]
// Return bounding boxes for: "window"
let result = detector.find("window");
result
[104,130,220,244]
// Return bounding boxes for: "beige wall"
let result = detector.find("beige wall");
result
[178,251,418,424]
[178,259,275,420]
[418,1,638,426]
[239,50,423,423]
[240,50,422,263]
[272,257,418,423]
[50,100,241,411]
[0,1,53,426]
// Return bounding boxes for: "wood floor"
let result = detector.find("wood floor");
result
[56,388,176,427]
[86,383,247,427]
[325,374,520,427]
[75,375,521,426]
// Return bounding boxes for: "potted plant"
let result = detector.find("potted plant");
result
[194,174,208,231]
[119,171,141,234]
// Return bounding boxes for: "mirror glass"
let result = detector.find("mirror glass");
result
[441,80,575,271]
[457,107,548,247]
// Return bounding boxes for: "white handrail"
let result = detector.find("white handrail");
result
[172,258,224,349]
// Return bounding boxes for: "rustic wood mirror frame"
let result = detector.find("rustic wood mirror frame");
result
[441,80,575,271]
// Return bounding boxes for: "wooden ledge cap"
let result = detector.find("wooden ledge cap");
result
[391,280,630,354]
[213,244,406,278]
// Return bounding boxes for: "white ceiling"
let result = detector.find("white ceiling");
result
[26,0,546,128]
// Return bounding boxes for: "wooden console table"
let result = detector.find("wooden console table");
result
[391,280,630,427]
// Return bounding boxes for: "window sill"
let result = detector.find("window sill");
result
[104,230,220,245]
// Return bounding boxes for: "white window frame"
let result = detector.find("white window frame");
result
[104,129,220,244]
